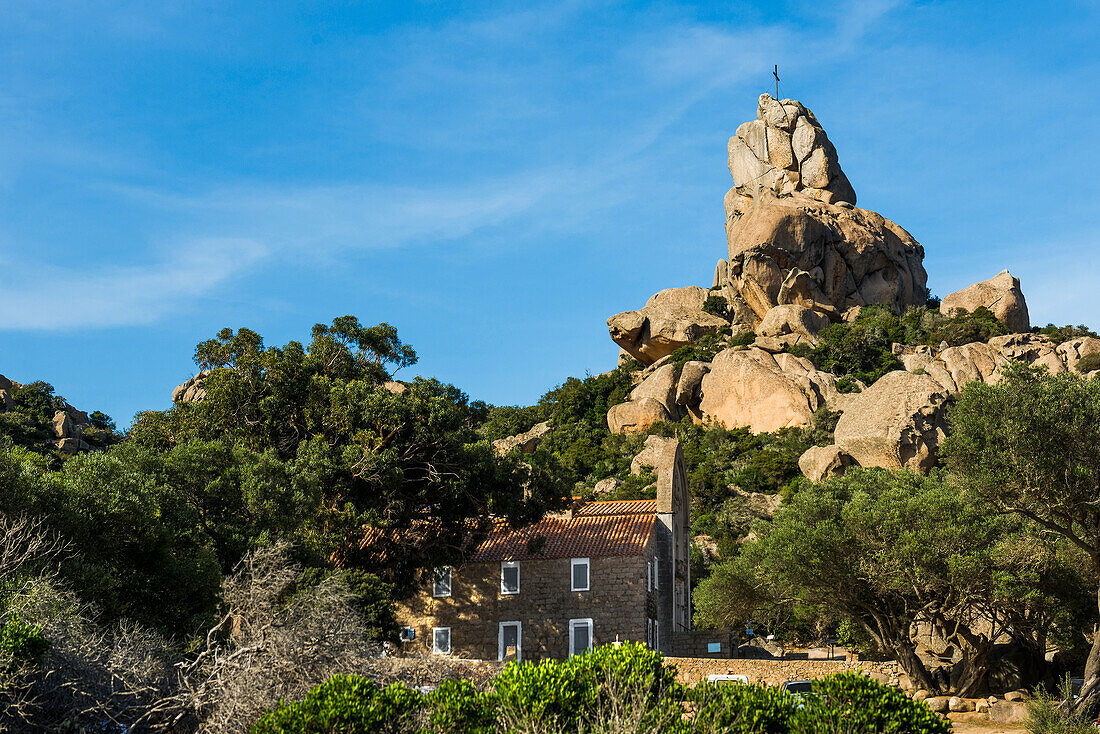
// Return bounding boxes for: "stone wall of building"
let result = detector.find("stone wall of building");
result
[664,657,902,686]
[671,631,738,658]
[396,552,654,662]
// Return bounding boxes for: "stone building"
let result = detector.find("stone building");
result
[393,436,692,662]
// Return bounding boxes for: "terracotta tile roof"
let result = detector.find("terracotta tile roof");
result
[469,501,657,562]
[352,500,657,565]
[573,499,657,517]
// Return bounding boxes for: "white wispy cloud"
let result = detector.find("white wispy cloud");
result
[0,0,903,331]
[0,238,266,329]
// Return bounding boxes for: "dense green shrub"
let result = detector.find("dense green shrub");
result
[811,303,1015,387]
[1076,353,1100,373]
[1033,323,1098,342]
[930,305,1007,346]
[250,675,422,734]
[492,642,679,732]
[670,333,729,366]
[0,616,49,669]
[702,295,730,317]
[691,681,795,733]
[811,305,902,386]
[426,679,496,734]
[792,672,949,733]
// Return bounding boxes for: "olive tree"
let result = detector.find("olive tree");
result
[942,363,1100,707]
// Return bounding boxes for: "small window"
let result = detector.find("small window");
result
[432,627,451,655]
[654,620,660,651]
[647,618,653,649]
[501,561,520,594]
[571,558,590,592]
[433,566,452,598]
[653,556,659,589]
[400,626,416,642]
[647,561,652,592]
[570,618,593,657]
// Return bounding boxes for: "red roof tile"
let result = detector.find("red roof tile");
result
[573,499,657,517]
[353,500,657,565]
[469,503,656,561]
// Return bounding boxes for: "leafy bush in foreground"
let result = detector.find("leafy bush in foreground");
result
[0,616,49,669]
[251,675,422,734]
[793,672,950,733]
[250,646,950,734]
[493,641,679,731]
[691,681,795,733]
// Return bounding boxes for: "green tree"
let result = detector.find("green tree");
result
[131,317,569,595]
[717,467,1083,695]
[942,364,1100,708]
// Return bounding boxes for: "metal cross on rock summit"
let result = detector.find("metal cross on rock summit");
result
[773,65,780,98]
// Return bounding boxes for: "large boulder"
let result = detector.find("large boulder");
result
[833,371,951,472]
[942,270,1030,333]
[756,304,830,345]
[607,286,730,366]
[798,445,854,481]
[173,370,212,403]
[51,410,77,440]
[629,363,681,416]
[723,194,928,323]
[674,361,709,409]
[492,421,551,456]
[727,94,855,205]
[717,95,927,329]
[1058,336,1100,372]
[698,347,839,433]
[607,398,670,434]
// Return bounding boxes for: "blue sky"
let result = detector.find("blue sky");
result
[1,0,1098,426]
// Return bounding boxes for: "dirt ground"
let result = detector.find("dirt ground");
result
[951,723,1026,733]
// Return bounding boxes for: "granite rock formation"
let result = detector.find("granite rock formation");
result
[941,270,1030,333]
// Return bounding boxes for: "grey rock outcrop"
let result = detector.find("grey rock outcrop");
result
[942,270,1030,333]
[492,421,551,456]
[607,286,731,366]
[727,94,855,204]
[798,445,854,482]
[592,477,623,496]
[173,370,212,403]
[833,371,951,472]
[1058,337,1100,371]
[629,363,681,418]
[722,194,928,325]
[756,304,830,349]
[606,398,671,434]
[715,94,927,329]
[698,347,841,433]
[674,361,710,412]
[51,411,76,440]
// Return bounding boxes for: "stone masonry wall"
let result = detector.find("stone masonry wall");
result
[396,553,651,662]
[665,657,902,687]
[672,631,738,658]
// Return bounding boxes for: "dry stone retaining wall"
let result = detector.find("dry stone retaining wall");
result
[664,656,902,686]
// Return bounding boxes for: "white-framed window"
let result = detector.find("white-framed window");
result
[501,561,520,595]
[432,627,451,655]
[571,558,590,592]
[646,618,653,649]
[654,619,660,651]
[432,566,452,598]
[498,621,522,661]
[653,556,659,589]
[647,561,652,592]
[400,626,416,642]
[569,618,594,657]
